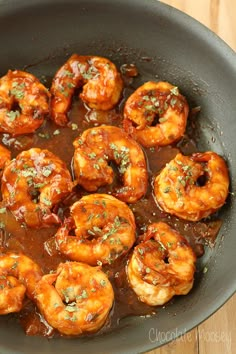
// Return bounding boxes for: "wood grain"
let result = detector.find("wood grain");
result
[147,1,236,353]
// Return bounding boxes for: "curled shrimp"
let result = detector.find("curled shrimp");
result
[73,126,148,203]
[0,252,42,314]
[0,144,11,170]
[123,81,189,147]
[56,194,136,266]
[0,70,50,135]
[35,261,114,335]
[1,148,73,228]
[50,54,123,126]
[154,151,229,221]
[127,222,196,306]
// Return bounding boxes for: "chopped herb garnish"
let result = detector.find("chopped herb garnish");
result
[71,123,78,131]
[11,261,18,270]
[65,304,78,312]
[77,139,83,145]
[81,290,88,298]
[93,164,100,170]
[159,117,168,123]
[170,86,179,96]
[138,248,144,255]
[10,82,25,99]
[38,132,50,139]
[42,197,52,206]
[163,186,171,193]
[93,226,102,233]
[170,98,177,107]
[53,129,60,136]
[6,110,20,121]
[67,82,75,89]
[0,222,5,229]
[0,207,6,214]
[88,152,97,159]
[63,70,74,78]
[42,167,53,177]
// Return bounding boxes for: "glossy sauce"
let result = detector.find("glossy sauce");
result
[0,65,221,337]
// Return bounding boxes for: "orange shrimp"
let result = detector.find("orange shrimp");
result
[35,262,114,335]
[0,70,50,135]
[0,144,11,170]
[56,194,136,265]
[1,148,73,228]
[123,81,189,147]
[0,252,42,314]
[154,152,229,221]
[73,126,148,203]
[127,222,196,306]
[50,55,123,126]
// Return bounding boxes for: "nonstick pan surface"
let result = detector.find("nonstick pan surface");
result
[0,0,236,353]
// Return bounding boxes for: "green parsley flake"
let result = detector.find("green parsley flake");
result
[163,186,171,193]
[63,70,74,78]
[0,207,6,214]
[159,117,168,123]
[93,226,102,233]
[42,168,52,177]
[38,132,50,139]
[93,164,100,170]
[53,129,60,136]
[42,197,52,206]
[6,110,20,121]
[100,279,106,287]
[0,222,5,229]
[71,123,78,131]
[88,152,97,159]
[11,82,25,100]
[170,86,179,96]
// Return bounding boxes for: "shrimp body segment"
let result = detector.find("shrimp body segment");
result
[123,81,189,147]
[35,262,114,335]
[73,126,148,203]
[0,252,43,314]
[1,148,73,228]
[50,55,123,126]
[0,144,11,170]
[127,222,196,306]
[0,70,50,135]
[56,194,136,266]
[154,152,229,221]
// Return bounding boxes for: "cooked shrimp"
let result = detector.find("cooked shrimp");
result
[35,261,114,335]
[73,126,148,203]
[56,194,136,265]
[154,151,229,221]
[0,70,50,135]
[1,148,73,228]
[50,54,123,126]
[0,144,11,170]
[123,81,189,147]
[0,252,42,314]
[127,222,196,306]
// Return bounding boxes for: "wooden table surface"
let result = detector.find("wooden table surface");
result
[147,1,236,354]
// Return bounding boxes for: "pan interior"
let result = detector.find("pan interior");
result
[0,1,236,353]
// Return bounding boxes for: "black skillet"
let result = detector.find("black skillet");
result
[0,0,236,353]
